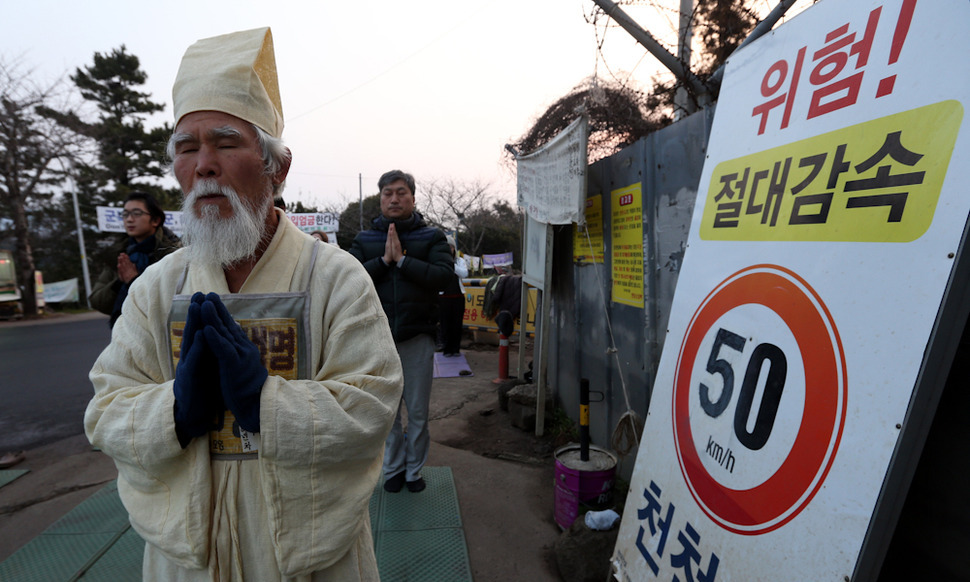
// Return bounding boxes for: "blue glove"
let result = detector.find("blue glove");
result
[201,293,267,434]
[173,292,223,447]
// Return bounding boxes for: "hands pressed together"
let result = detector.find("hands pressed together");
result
[173,292,268,447]
[382,224,404,265]
[117,253,139,284]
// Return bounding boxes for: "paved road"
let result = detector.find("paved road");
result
[0,314,111,452]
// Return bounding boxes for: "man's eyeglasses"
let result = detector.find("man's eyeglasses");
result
[121,210,149,219]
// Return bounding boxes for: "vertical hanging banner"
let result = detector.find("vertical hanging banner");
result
[612,1,969,581]
[523,214,548,290]
[516,115,588,225]
[611,184,644,307]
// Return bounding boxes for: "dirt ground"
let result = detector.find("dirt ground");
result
[433,347,561,458]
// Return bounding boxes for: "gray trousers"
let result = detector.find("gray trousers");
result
[383,333,435,482]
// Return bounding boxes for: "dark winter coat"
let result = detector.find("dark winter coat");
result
[90,226,181,326]
[349,212,453,343]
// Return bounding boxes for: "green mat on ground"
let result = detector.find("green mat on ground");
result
[0,469,28,489]
[372,466,472,581]
[0,467,472,581]
[0,481,133,582]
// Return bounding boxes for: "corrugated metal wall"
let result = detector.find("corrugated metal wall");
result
[547,107,715,479]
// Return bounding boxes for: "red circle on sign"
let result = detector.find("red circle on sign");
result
[672,264,847,535]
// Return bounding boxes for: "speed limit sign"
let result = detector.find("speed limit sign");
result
[672,264,847,535]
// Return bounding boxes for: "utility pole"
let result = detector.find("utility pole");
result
[66,162,92,307]
[674,0,695,119]
[359,173,363,232]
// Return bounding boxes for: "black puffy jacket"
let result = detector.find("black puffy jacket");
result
[349,212,453,343]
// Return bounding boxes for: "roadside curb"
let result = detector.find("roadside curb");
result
[0,311,107,328]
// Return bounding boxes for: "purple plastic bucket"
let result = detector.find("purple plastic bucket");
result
[554,444,617,530]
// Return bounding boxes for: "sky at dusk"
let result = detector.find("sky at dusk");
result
[2,0,812,211]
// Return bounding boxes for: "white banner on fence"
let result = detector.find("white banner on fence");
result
[516,115,587,225]
[286,212,339,237]
[97,207,184,236]
[96,208,339,242]
[612,1,970,581]
[41,278,79,303]
[482,252,513,268]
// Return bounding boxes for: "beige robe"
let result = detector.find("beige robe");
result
[85,212,403,581]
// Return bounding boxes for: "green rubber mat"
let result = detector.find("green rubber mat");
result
[77,528,144,581]
[0,469,28,489]
[378,528,472,581]
[0,481,132,582]
[44,482,130,535]
[0,533,119,582]
[0,467,471,581]
[372,466,472,581]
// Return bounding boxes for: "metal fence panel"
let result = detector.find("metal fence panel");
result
[547,109,714,480]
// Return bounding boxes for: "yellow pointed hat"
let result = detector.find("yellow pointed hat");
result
[173,27,284,137]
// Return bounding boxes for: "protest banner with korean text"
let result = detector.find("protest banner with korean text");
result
[612,1,970,580]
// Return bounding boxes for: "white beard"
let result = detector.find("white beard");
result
[180,179,273,268]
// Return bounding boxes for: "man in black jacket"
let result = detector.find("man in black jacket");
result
[350,170,453,493]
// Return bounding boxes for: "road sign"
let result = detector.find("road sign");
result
[611,1,970,580]
[673,264,846,535]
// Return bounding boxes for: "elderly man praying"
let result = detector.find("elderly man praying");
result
[85,27,403,581]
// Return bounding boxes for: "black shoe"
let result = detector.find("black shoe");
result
[406,477,426,492]
[383,472,406,493]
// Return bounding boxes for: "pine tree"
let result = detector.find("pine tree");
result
[337,194,383,249]
[69,46,169,199]
[44,46,177,279]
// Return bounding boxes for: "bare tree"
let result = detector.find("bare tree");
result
[505,75,671,168]
[420,178,497,254]
[507,1,777,164]
[0,59,83,314]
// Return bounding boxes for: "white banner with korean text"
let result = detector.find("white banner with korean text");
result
[612,1,970,581]
[97,206,184,236]
[41,278,79,303]
[96,208,339,244]
[515,115,588,225]
[286,212,339,239]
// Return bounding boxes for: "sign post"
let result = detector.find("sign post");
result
[515,115,588,436]
[611,1,970,580]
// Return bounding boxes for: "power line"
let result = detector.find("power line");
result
[289,6,485,122]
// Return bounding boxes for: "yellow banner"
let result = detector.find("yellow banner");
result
[574,194,604,264]
[611,184,644,307]
[701,101,963,242]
